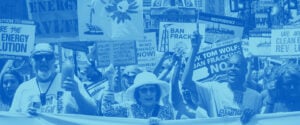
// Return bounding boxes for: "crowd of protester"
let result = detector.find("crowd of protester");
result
[1,33,300,125]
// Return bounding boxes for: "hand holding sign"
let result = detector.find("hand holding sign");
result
[191,31,202,50]
[61,60,75,90]
[104,64,116,91]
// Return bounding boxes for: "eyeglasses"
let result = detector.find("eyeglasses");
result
[33,54,55,61]
[138,87,156,94]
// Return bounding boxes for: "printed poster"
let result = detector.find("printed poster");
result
[193,39,243,81]
[96,40,137,67]
[0,19,35,58]
[248,29,272,56]
[198,12,244,50]
[158,22,205,53]
[271,28,300,56]
[26,0,78,42]
[136,32,157,71]
[77,0,144,41]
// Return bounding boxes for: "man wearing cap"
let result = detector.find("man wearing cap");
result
[10,43,97,115]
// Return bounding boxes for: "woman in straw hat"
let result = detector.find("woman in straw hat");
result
[101,71,174,120]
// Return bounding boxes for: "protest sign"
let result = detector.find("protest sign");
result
[158,22,205,52]
[1,111,300,125]
[248,30,272,56]
[136,32,157,71]
[0,19,35,58]
[26,0,78,42]
[198,12,244,50]
[77,0,144,41]
[96,41,137,67]
[193,40,243,81]
[271,28,300,56]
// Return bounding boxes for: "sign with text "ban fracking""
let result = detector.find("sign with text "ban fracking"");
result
[0,19,35,58]
[158,22,205,52]
[271,28,300,56]
[193,40,243,81]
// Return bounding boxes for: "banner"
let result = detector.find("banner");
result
[271,28,300,56]
[0,111,300,125]
[96,41,137,67]
[248,30,272,56]
[26,0,78,42]
[137,32,157,71]
[158,22,205,52]
[193,40,243,81]
[77,0,144,41]
[0,19,35,58]
[198,12,244,50]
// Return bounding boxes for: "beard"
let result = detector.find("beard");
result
[36,69,55,82]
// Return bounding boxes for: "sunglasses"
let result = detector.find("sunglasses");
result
[33,54,55,61]
[138,87,157,94]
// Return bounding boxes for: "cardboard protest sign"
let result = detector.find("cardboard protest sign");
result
[271,28,300,56]
[0,19,35,58]
[26,0,78,42]
[193,40,243,81]
[248,30,272,56]
[77,0,144,41]
[96,41,137,67]
[198,12,244,50]
[137,32,157,71]
[158,22,205,52]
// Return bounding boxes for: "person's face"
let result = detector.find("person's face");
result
[266,79,276,90]
[31,53,55,81]
[77,65,89,82]
[137,84,159,107]
[2,74,20,98]
[226,55,247,85]
[162,58,172,69]
[122,74,136,89]
[281,73,300,99]
[251,71,259,81]
[182,88,193,103]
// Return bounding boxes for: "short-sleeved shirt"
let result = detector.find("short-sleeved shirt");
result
[195,81,262,117]
[9,73,88,114]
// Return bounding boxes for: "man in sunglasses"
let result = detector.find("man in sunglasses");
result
[10,43,97,115]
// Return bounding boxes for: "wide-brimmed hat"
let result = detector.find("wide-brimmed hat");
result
[31,43,54,56]
[125,72,169,102]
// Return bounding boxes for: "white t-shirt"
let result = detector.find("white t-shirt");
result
[195,81,262,117]
[9,73,88,114]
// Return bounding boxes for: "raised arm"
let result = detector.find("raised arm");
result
[170,53,184,109]
[153,52,171,76]
[181,32,202,94]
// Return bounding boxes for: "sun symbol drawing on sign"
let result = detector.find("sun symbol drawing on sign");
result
[105,0,139,24]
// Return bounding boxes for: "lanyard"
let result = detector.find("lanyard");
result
[36,73,56,106]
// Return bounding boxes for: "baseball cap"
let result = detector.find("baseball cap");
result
[31,43,54,56]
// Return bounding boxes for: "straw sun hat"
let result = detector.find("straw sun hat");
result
[125,72,169,102]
